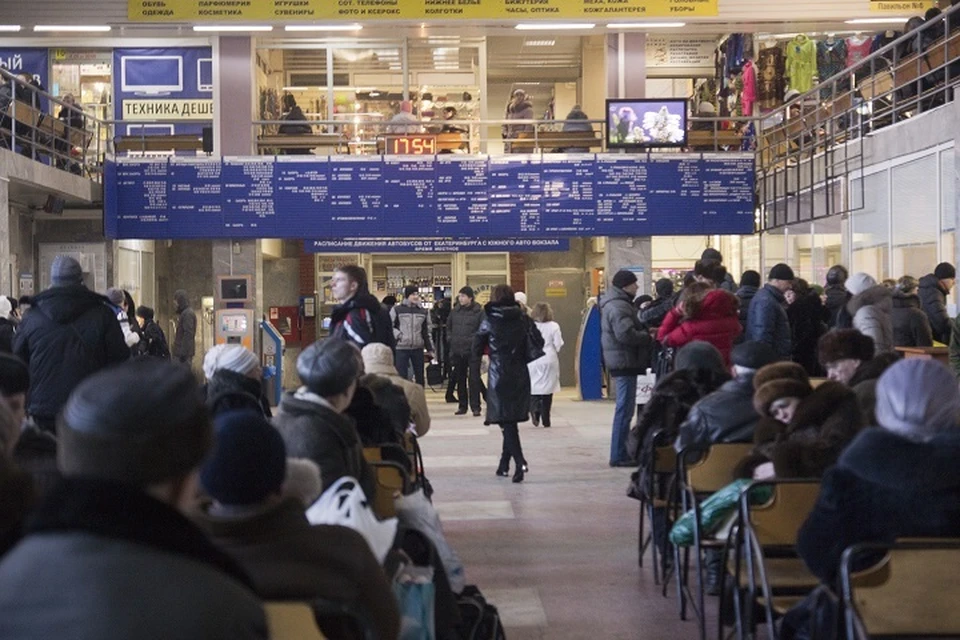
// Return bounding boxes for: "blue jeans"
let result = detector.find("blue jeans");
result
[396,349,426,386]
[610,375,637,465]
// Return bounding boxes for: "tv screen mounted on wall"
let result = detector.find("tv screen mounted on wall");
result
[606,98,688,149]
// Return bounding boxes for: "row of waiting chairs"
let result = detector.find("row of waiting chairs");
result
[638,439,960,640]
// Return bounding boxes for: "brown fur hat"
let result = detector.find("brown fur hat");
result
[753,379,813,417]
[818,329,875,366]
[752,362,810,391]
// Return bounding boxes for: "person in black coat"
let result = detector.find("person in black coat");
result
[12,256,129,433]
[277,94,313,155]
[203,344,271,419]
[918,262,955,343]
[735,270,761,333]
[135,305,170,359]
[785,279,826,376]
[329,265,396,351]
[638,278,675,328]
[474,284,544,483]
[891,276,934,347]
[822,265,852,329]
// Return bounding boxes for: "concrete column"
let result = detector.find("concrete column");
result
[606,237,653,298]
[581,35,608,125]
[0,177,10,297]
[212,35,263,351]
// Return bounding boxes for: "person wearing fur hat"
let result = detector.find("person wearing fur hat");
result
[918,262,955,343]
[0,360,269,639]
[194,410,401,640]
[745,263,794,360]
[657,281,742,365]
[203,344,270,419]
[818,329,899,427]
[845,273,894,355]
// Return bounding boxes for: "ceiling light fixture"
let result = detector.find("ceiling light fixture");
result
[0,25,22,32]
[844,17,908,24]
[515,23,595,31]
[285,24,362,31]
[608,22,686,28]
[281,86,309,91]
[34,25,111,32]
[523,39,556,46]
[192,25,274,32]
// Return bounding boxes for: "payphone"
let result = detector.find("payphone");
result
[261,318,285,406]
[214,308,255,349]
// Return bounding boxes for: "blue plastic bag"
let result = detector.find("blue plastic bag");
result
[393,569,436,640]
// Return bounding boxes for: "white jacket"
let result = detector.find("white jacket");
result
[528,321,564,395]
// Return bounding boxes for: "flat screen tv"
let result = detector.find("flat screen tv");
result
[606,98,688,149]
[219,275,251,303]
[121,55,184,95]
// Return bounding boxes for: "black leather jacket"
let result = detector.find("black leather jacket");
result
[674,374,759,452]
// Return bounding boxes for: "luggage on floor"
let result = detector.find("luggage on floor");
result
[427,362,444,387]
[456,585,506,640]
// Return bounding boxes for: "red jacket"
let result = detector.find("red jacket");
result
[657,289,743,365]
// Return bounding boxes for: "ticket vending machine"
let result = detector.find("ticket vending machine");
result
[214,308,255,349]
[260,318,285,406]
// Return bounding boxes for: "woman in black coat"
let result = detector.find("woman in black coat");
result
[786,279,826,376]
[474,284,544,483]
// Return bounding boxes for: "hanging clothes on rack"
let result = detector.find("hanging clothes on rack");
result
[871,31,900,54]
[846,35,873,66]
[725,34,746,76]
[786,34,818,93]
[757,45,787,110]
[741,59,757,116]
[817,37,848,98]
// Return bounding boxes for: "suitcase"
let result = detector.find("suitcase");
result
[426,362,444,388]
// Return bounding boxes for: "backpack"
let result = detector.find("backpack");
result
[456,586,506,640]
[360,374,411,445]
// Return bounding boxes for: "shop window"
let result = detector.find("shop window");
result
[892,154,937,280]
[942,149,957,312]
[851,171,890,280]
[811,215,843,287]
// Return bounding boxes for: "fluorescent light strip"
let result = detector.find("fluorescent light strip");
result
[0,25,22,32]
[515,23,595,30]
[282,86,309,91]
[34,25,111,32]
[523,39,556,46]
[609,22,686,28]
[192,25,273,32]
[285,24,362,31]
[845,18,908,24]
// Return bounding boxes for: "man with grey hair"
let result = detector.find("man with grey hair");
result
[13,255,128,433]
[675,341,780,453]
[0,360,268,639]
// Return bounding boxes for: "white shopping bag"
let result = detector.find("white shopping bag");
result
[636,368,656,406]
[306,476,398,564]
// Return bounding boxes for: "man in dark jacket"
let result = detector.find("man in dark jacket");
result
[135,305,170,358]
[675,341,779,452]
[745,263,794,360]
[273,339,376,501]
[172,289,197,366]
[735,270,761,331]
[700,248,737,292]
[918,262,955,343]
[0,360,268,639]
[601,270,652,466]
[390,285,434,386]
[822,264,852,329]
[195,410,400,640]
[329,265,395,351]
[447,286,486,416]
[892,276,934,348]
[638,278,675,328]
[12,256,129,433]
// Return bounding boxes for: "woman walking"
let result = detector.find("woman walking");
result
[475,285,544,483]
[528,302,564,427]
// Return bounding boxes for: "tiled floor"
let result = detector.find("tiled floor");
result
[420,388,713,639]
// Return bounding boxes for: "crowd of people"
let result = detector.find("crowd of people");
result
[601,249,960,636]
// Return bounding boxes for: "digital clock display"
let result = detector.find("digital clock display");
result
[384,135,438,155]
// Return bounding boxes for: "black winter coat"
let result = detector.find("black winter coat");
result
[172,293,197,362]
[447,301,484,357]
[797,429,960,584]
[13,285,129,420]
[735,285,757,330]
[273,393,376,502]
[0,317,14,353]
[330,292,396,351]
[788,291,826,376]
[823,284,851,329]
[206,369,272,418]
[891,291,934,347]
[137,318,170,359]
[675,374,760,452]
[918,274,951,343]
[474,302,544,424]
[638,295,674,328]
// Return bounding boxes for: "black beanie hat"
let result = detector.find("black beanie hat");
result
[655,278,674,298]
[768,263,795,281]
[740,270,762,289]
[403,285,419,299]
[612,270,639,289]
[826,265,848,286]
[58,360,212,487]
[201,410,287,506]
[701,248,723,263]
[731,341,779,371]
[459,286,474,299]
[935,262,956,280]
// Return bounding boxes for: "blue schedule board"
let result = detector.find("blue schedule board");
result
[306,238,571,253]
[105,154,755,239]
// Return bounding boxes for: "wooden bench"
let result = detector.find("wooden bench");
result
[256,133,345,154]
[510,130,603,152]
[114,134,204,153]
[687,129,743,149]
[895,346,949,367]
[5,101,95,158]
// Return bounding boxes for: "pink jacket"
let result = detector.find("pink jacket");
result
[742,60,757,116]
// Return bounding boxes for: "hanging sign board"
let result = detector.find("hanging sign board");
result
[646,36,718,77]
[869,0,934,12]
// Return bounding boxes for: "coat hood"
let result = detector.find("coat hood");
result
[31,285,110,324]
[847,285,893,316]
[838,428,960,492]
[483,301,526,324]
[892,290,922,309]
[699,289,739,319]
[919,273,948,296]
[736,285,758,299]
[174,289,190,313]
[823,284,849,309]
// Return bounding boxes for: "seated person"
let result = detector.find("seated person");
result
[204,344,271,418]
[273,339,376,502]
[0,403,34,556]
[361,342,431,437]
[0,360,267,639]
[675,341,779,452]
[818,329,899,425]
[1,353,57,500]
[782,360,960,639]
[195,410,400,640]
